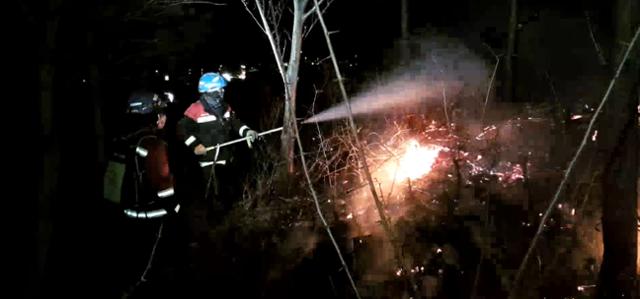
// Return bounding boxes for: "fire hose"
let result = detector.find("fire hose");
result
[205,126,284,152]
[203,126,284,198]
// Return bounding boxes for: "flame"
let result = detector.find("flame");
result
[390,140,442,181]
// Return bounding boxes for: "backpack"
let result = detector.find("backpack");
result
[103,128,179,219]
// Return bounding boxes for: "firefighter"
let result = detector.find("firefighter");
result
[102,89,189,295]
[176,72,258,233]
[103,90,180,219]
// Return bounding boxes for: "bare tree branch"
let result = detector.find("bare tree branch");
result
[312,0,416,296]
[280,37,288,67]
[144,0,160,10]
[254,0,286,82]
[310,86,334,185]
[544,70,568,138]
[272,1,285,31]
[507,25,640,299]
[482,42,498,58]
[430,52,452,132]
[285,30,292,46]
[241,0,267,34]
[268,0,276,20]
[303,0,335,39]
[158,0,227,8]
[480,53,501,126]
[249,2,360,298]
[584,11,607,65]
[125,0,160,20]
[153,0,227,16]
[303,0,325,19]
[313,55,331,65]
[442,86,450,131]
[290,107,361,299]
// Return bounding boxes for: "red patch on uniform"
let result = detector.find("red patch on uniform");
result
[184,101,208,121]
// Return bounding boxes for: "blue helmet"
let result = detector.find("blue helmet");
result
[198,72,227,93]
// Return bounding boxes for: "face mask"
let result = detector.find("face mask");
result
[201,90,227,117]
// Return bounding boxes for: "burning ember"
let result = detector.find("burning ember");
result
[336,117,536,238]
[389,139,443,181]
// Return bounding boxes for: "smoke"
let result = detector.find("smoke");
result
[304,36,490,124]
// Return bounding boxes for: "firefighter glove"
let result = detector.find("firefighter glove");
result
[246,130,258,148]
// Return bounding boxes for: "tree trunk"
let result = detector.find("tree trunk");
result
[597,89,638,298]
[280,0,307,176]
[89,56,104,200]
[597,0,639,297]
[281,96,295,175]
[35,12,60,298]
[504,0,517,102]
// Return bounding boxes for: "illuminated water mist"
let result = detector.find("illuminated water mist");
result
[304,36,489,124]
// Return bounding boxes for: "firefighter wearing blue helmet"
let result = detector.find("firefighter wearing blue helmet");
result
[179,72,258,175]
[177,72,258,237]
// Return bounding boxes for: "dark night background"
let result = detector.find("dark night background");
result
[8,0,638,298]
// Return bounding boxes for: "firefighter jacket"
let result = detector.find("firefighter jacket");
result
[177,100,252,168]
